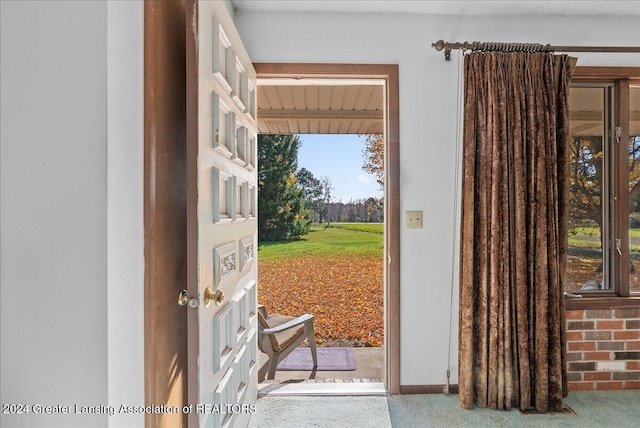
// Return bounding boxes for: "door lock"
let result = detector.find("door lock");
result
[178,290,189,306]
[178,290,199,308]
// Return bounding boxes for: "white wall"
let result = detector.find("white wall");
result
[107,1,145,427]
[235,10,640,386]
[1,2,109,427]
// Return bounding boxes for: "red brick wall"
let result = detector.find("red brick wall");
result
[566,308,640,391]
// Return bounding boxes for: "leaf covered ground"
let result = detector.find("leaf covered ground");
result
[258,224,384,347]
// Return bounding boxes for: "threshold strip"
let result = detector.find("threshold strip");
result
[258,382,387,397]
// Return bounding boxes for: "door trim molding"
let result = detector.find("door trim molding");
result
[254,63,400,394]
[144,0,189,426]
[185,0,199,425]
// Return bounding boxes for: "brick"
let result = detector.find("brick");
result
[613,371,640,381]
[627,320,640,329]
[583,351,612,361]
[567,372,583,382]
[584,372,612,381]
[566,331,584,341]
[615,352,640,360]
[615,308,640,319]
[597,320,624,329]
[598,341,625,351]
[614,331,640,340]
[597,361,626,371]
[628,361,640,370]
[569,382,594,391]
[569,362,596,371]
[623,381,640,389]
[568,341,596,351]
[566,352,583,362]
[586,310,613,319]
[566,310,585,320]
[585,331,612,341]
[568,321,595,330]
[596,381,624,390]
[628,342,640,350]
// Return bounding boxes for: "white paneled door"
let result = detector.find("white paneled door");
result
[185,2,258,427]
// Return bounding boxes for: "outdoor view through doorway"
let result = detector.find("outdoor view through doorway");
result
[255,78,386,388]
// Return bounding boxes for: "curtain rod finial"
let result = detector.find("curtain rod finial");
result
[432,40,446,51]
[432,40,452,61]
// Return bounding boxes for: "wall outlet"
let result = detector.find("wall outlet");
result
[405,210,423,229]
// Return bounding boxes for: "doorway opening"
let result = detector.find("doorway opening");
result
[254,64,400,395]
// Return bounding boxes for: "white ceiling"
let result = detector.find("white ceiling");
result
[231,1,640,18]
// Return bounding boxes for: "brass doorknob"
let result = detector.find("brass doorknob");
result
[204,287,224,308]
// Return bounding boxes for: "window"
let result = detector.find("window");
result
[567,68,640,296]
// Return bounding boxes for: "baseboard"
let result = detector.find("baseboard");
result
[399,384,459,394]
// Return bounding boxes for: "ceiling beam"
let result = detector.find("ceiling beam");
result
[258,108,383,121]
[570,111,640,121]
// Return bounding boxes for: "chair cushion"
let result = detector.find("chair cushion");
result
[259,313,304,352]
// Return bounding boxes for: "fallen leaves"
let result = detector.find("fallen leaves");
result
[258,256,384,347]
[566,255,602,289]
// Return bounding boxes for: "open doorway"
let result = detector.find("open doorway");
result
[254,64,400,395]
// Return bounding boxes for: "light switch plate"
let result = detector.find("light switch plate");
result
[406,210,423,229]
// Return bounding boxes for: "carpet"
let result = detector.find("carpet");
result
[277,347,356,371]
[250,391,640,428]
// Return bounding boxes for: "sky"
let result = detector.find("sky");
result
[296,134,382,202]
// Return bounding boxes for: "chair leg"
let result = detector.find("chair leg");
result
[307,321,318,367]
[267,357,278,380]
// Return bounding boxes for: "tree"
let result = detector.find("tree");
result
[258,134,311,241]
[569,135,603,229]
[569,135,640,273]
[320,176,333,226]
[360,134,384,188]
[295,167,324,222]
[570,135,640,227]
[365,197,382,222]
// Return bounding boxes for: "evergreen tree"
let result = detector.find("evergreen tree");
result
[295,167,323,222]
[258,134,311,241]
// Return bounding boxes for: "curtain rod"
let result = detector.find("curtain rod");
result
[431,39,640,61]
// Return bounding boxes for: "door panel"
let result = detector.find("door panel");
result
[187,2,258,427]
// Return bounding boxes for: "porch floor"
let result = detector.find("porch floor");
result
[257,346,384,383]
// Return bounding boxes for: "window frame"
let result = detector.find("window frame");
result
[567,66,640,309]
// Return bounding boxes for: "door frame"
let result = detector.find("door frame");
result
[254,63,400,394]
[144,1,189,427]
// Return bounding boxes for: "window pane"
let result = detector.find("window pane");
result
[629,86,640,291]
[567,87,606,290]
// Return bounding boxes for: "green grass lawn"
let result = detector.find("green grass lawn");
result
[258,223,384,261]
[328,222,384,234]
[569,226,640,256]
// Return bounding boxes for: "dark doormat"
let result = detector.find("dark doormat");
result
[277,347,356,371]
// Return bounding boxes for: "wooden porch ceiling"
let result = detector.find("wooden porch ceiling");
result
[257,80,384,134]
[569,86,640,136]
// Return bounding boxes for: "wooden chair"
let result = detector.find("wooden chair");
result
[257,304,318,380]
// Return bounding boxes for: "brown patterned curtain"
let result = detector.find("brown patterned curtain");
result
[458,52,577,412]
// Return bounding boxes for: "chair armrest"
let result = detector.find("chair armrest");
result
[261,314,314,335]
[257,304,267,318]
